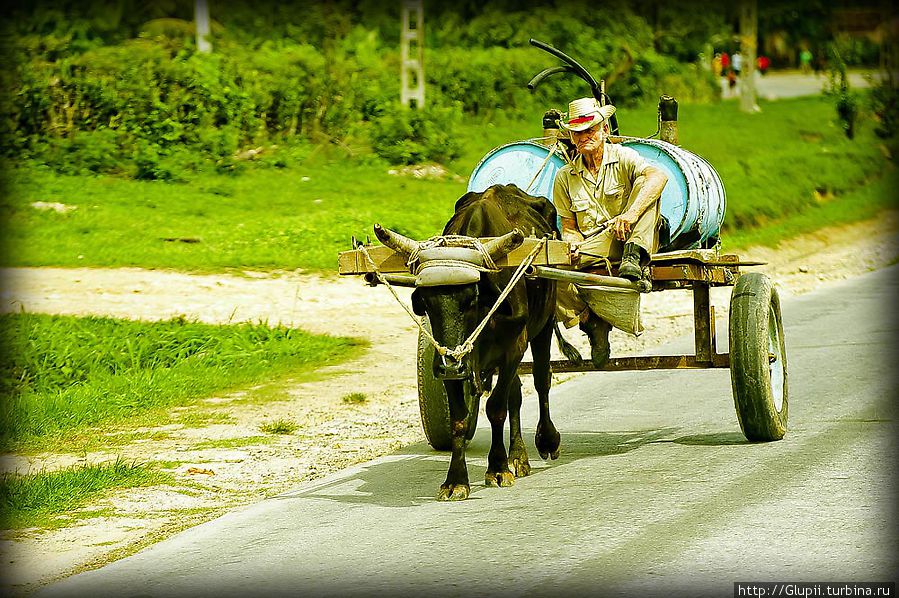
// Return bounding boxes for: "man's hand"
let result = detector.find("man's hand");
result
[610,212,638,241]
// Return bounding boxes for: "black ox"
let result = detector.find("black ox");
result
[375,184,561,501]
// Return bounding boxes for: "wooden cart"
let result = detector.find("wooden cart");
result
[339,241,789,449]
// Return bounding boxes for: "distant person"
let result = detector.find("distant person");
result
[757,55,770,75]
[732,51,743,77]
[712,53,723,78]
[721,52,730,76]
[799,48,813,74]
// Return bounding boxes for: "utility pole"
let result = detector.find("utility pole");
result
[739,0,759,112]
[196,0,212,54]
[400,0,425,109]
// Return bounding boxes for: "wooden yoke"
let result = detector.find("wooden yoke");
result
[338,237,572,275]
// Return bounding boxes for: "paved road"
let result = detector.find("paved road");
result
[37,266,898,598]
[723,69,878,100]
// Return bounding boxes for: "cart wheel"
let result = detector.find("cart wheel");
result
[729,273,788,441]
[417,318,479,450]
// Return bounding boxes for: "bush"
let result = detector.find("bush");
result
[870,78,899,142]
[369,102,463,165]
[0,2,728,178]
[29,128,123,176]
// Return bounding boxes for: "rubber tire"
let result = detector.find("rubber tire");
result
[417,317,479,451]
[729,272,789,441]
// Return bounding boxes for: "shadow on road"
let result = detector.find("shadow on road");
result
[278,426,681,508]
[671,432,751,446]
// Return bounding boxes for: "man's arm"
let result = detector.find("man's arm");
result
[553,171,583,245]
[559,216,584,245]
[610,165,668,241]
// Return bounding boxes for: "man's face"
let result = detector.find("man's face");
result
[570,122,606,153]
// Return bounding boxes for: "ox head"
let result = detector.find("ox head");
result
[374,223,523,381]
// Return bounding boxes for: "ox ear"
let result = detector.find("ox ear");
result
[411,289,427,316]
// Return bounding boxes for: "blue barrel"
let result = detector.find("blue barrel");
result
[468,138,726,251]
[621,138,726,249]
[467,141,567,203]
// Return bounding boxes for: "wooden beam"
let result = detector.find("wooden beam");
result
[518,353,730,374]
[338,238,572,275]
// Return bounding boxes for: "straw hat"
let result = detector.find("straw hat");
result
[560,97,616,132]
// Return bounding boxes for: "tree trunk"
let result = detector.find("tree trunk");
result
[739,0,759,113]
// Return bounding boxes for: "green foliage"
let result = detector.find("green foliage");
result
[0,458,171,530]
[1,0,729,178]
[673,95,890,235]
[825,42,859,140]
[259,419,298,435]
[370,102,463,164]
[342,392,367,404]
[4,95,893,275]
[0,313,363,450]
[870,77,899,141]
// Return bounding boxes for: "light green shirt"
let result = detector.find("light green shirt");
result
[552,143,651,233]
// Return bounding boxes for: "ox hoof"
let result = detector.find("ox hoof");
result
[510,456,531,478]
[538,448,561,461]
[437,484,470,501]
[485,470,515,487]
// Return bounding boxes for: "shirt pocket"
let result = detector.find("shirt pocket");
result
[602,182,625,201]
[601,182,626,214]
[569,196,597,231]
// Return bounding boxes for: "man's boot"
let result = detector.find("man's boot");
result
[618,242,643,281]
[579,312,612,368]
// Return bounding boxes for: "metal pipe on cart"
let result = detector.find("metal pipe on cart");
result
[525,265,641,291]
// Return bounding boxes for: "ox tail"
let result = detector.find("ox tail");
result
[554,321,583,364]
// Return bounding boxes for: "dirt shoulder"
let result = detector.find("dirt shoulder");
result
[1,212,897,596]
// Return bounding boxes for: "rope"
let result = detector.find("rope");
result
[525,138,561,194]
[357,236,548,361]
[578,250,615,274]
[357,243,446,354]
[447,236,547,360]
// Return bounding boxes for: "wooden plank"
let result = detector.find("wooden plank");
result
[650,250,766,266]
[518,353,730,373]
[338,238,572,275]
[650,264,737,284]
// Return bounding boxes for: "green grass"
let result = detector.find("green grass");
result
[3,94,895,274]
[0,458,172,530]
[258,419,298,435]
[341,392,367,404]
[0,313,364,452]
[724,171,899,249]
[191,436,275,450]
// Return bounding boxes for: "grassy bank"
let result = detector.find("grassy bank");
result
[0,459,172,530]
[0,313,364,452]
[2,94,896,273]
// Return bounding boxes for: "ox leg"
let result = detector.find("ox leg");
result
[438,379,470,501]
[507,376,531,478]
[485,366,517,488]
[533,321,561,460]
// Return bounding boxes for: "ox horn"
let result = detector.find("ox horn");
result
[482,228,525,262]
[373,223,419,259]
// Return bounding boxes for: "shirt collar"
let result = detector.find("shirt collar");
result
[572,143,620,175]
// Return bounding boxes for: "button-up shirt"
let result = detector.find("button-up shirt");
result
[552,143,651,234]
